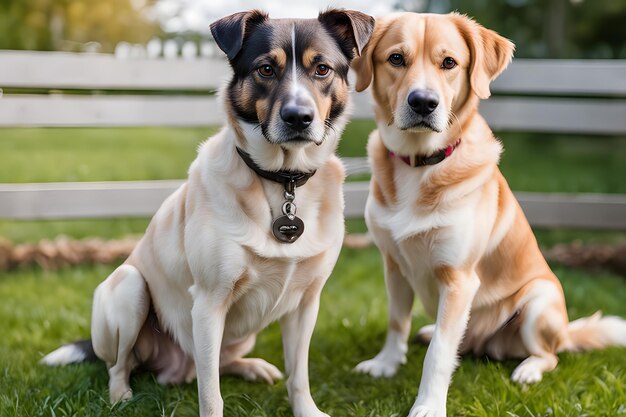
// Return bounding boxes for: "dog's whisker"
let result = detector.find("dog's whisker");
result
[448,111,464,139]
[387,105,396,126]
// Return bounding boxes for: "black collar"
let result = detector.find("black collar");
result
[236,147,315,188]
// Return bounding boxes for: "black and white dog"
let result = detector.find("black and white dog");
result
[43,9,374,417]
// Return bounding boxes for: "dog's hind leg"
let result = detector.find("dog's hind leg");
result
[219,334,283,384]
[91,264,150,403]
[507,279,567,384]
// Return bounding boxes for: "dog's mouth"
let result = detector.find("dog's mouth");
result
[399,121,442,133]
[260,124,325,147]
[285,135,319,144]
[280,136,325,149]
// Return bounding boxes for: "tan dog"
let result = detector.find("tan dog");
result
[352,12,626,417]
[42,9,374,417]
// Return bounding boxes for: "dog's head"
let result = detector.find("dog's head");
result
[211,9,374,171]
[352,13,514,154]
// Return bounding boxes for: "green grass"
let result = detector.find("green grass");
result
[0,126,625,416]
[0,249,625,417]
[0,127,215,183]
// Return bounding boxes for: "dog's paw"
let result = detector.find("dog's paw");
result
[109,384,132,403]
[408,404,444,417]
[511,358,543,384]
[222,358,283,384]
[354,355,404,378]
[294,409,330,417]
[293,401,330,417]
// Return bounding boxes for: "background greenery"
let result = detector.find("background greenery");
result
[0,0,159,52]
[1,0,625,58]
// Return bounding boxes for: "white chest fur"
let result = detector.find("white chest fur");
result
[366,162,483,317]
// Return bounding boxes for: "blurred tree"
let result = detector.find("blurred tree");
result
[407,0,626,58]
[0,0,160,52]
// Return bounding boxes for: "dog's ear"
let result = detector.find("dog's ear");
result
[456,14,514,99]
[210,10,268,60]
[318,9,375,61]
[351,17,391,92]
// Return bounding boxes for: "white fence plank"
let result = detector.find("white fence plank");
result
[342,157,371,176]
[0,50,230,90]
[0,95,223,127]
[481,97,626,135]
[344,183,626,229]
[515,191,626,229]
[3,94,625,133]
[1,180,625,229]
[0,180,183,219]
[491,60,626,96]
[3,52,625,96]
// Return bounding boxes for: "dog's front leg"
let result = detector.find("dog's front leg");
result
[280,284,329,417]
[409,267,480,417]
[355,253,414,377]
[191,288,227,417]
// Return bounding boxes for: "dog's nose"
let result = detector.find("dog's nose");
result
[407,90,439,116]
[280,103,314,132]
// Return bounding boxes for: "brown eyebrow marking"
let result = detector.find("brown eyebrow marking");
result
[303,48,320,68]
[270,48,287,69]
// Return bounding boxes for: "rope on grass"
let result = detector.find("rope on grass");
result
[542,242,626,277]
[0,234,371,270]
[0,235,624,276]
[0,236,139,270]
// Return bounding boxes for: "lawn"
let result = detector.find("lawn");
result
[0,125,625,416]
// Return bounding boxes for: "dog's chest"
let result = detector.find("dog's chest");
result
[369,194,478,318]
[223,257,315,340]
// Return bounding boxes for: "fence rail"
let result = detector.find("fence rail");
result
[1,51,625,229]
[2,180,624,230]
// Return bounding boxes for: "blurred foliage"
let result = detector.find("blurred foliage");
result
[0,0,624,57]
[0,0,160,52]
[443,0,626,58]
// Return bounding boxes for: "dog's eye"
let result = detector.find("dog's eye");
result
[315,64,331,77]
[388,53,405,67]
[257,65,275,78]
[442,57,457,70]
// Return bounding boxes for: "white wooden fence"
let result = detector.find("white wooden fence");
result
[1,50,625,229]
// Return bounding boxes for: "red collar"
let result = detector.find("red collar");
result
[389,138,461,167]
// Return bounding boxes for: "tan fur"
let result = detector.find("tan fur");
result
[255,98,270,124]
[367,131,397,205]
[270,48,287,69]
[354,12,626,416]
[302,47,318,68]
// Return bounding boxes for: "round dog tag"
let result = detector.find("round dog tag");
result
[272,215,304,243]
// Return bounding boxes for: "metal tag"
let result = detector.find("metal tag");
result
[272,215,304,243]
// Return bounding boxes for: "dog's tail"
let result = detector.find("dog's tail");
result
[562,311,626,352]
[40,339,98,366]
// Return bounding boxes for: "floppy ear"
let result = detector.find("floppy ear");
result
[318,9,375,60]
[210,10,268,60]
[459,15,515,99]
[351,17,390,92]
